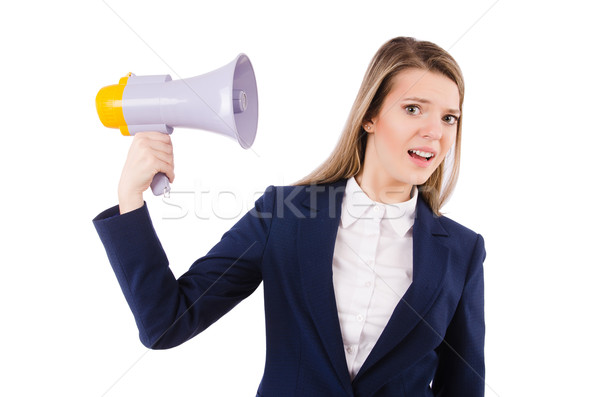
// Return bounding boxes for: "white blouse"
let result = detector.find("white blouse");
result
[332,176,418,379]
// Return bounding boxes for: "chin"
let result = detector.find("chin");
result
[391,170,433,187]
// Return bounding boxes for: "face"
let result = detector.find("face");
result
[364,68,460,189]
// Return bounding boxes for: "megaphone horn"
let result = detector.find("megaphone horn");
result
[95,53,259,196]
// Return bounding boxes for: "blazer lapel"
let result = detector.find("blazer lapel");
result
[354,193,450,380]
[297,180,353,393]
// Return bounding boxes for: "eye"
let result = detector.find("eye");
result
[405,105,421,115]
[443,114,459,125]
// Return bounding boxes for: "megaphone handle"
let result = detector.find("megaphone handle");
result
[151,172,171,196]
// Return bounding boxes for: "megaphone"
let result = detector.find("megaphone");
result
[95,53,258,196]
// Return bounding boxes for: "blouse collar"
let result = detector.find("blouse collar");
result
[340,176,418,237]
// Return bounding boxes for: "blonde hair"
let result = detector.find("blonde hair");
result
[293,37,465,216]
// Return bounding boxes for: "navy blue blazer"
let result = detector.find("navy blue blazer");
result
[93,178,486,396]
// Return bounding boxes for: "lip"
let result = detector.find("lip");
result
[407,146,437,168]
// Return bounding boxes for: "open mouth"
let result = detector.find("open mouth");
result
[408,149,435,162]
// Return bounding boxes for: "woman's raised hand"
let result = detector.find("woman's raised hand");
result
[118,132,175,214]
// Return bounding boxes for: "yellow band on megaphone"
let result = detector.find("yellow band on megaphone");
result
[95,73,131,136]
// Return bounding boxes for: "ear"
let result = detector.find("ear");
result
[363,119,375,133]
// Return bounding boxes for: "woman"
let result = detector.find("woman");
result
[94,37,486,396]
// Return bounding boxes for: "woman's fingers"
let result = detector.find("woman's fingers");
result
[118,131,175,203]
[134,133,175,182]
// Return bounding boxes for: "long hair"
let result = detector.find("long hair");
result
[293,37,465,216]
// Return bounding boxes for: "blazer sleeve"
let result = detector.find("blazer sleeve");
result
[432,233,486,397]
[92,186,275,349]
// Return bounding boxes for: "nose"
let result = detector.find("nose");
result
[420,118,443,140]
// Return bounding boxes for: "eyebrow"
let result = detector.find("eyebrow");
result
[402,97,461,116]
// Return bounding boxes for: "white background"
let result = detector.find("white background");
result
[1,0,598,396]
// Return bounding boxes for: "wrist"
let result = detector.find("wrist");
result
[118,191,144,214]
